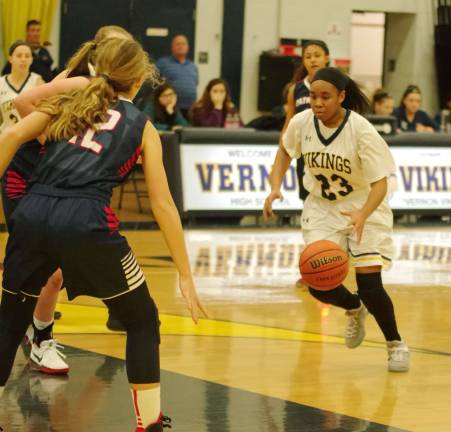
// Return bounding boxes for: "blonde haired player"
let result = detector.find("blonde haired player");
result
[264,67,409,372]
[0,37,206,431]
[6,26,134,375]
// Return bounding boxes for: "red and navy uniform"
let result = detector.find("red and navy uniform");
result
[3,99,149,300]
[293,78,311,200]
[1,139,42,230]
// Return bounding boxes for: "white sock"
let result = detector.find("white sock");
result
[131,386,160,429]
[33,317,53,330]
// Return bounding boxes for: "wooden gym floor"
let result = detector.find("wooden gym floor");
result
[1,224,451,431]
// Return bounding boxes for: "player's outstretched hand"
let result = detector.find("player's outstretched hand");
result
[179,274,209,324]
[340,209,367,243]
[263,190,284,221]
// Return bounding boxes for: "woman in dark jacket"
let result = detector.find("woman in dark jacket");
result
[393,85,437,132]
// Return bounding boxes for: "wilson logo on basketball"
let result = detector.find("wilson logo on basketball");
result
[310,255,343,269]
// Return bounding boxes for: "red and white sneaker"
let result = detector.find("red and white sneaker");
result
[30,339,69,375]
[135,413,172,431]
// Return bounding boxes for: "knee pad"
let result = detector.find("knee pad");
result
[126,298,160,345]
[115,286,161,384]
[105,284,160,344]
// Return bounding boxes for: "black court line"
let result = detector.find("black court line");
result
[0,345,410,432]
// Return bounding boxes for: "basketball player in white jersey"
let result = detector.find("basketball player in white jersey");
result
[264,67,409,372]
[0,41,43,132]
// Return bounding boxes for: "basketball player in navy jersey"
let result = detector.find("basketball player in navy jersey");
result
[4,26,134,375]
[281,40,330,200]
[0,37,206,431]
[278,40,330,288]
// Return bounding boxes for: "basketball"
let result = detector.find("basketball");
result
[299,240,349,290]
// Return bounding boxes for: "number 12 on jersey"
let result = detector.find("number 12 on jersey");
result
[68,109,121,154]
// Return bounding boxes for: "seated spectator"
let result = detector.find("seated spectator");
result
[434,93,451,133]
[372,89,394,116]
[143,83,189,131]
[393,85,437,132]
[190,78,242,128]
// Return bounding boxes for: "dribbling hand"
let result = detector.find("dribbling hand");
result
[179,274,209,324]
[263,190,284,221]
[340,209,367,243]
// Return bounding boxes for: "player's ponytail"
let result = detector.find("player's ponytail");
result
[312,67,370,115]
[65,26,133,79]
[38,37,160,141]
[342,77,370,115]
[65,40,97,78]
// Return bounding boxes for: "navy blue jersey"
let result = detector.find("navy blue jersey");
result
[293,78,312,200]
[393,106,438,132]
[31,98,148,200]
[8,139,42,176]
[293,78,311,114]
[3,138,42,196]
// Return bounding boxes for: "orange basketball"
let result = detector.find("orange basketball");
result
[299,240,349,291]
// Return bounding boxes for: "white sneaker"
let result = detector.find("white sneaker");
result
[345,305,367,348]
[30,339,69,375]
[387,340,410,372]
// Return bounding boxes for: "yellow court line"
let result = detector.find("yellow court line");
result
[54,303,384,349]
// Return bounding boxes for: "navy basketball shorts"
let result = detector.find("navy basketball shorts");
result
[2,193,146,300]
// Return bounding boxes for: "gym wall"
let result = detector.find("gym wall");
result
[0,0,438,123]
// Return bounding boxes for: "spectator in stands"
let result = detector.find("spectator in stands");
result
[372,89,394,116]
[190,78,242,128]
[2,20,54,82]
[434,93,451,133]
[156,35,198,119]
[393,85,437,132]
[143,82,189,131]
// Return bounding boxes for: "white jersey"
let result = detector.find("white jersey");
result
[283,108,396,229]
[0,72,41,133]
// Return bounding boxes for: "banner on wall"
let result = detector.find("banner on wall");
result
[389,146,451,210]
[180,144,303,211]
[180,144,451,211]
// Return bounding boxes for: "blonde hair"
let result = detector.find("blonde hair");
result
[65,25,133,78]
[38,38,160,141]
[94,25,132,43]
